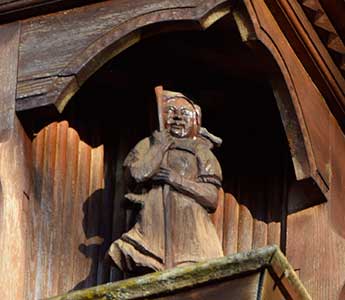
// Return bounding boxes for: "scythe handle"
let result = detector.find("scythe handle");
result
[155,85,165,132]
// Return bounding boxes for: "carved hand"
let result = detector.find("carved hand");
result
[152,167,181,186]
[152,167,219,212]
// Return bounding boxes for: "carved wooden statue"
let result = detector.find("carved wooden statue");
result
[108,86,224,272]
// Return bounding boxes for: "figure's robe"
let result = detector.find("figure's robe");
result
[108,135,224,271]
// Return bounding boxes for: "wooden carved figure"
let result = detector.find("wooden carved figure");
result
[108,86,224,272]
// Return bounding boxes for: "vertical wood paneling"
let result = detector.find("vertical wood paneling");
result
[52,121,68,296]
[71,135,91,289]
[27,118,290,299]
[252,181,268,249]
[91,145,107,286]
[287,204,345,300]
[30,121,106,299]
[0,117,32,300]
[58,124,79,294]
[223,193,239,255]
[40,123,57,296]
[221,172,288,256]
[211,188,225,243]
[237,204,254,252]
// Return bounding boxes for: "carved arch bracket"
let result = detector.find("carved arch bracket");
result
[232,0,330,207]
[15,0,232,112]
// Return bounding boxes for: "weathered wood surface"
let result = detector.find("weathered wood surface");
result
[329,116,345,238]
[296,0,345,76]
[46,246,311,300]
[266,0,345,104]
[243,2,345,298]
[0,116,33,300]
[0,0,107,26]
[241,0,331,193]
[12,0,338,207]
[287,203,345,300]
[16,0,230,111]
[12,0,345,130]
[25,121,109,299]
[0,22,20,142]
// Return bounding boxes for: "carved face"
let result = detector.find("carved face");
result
[165,98,196,138]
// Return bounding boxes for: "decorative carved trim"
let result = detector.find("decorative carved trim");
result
[264,0,345,131]
[299,0,345,75]
[15,0,232,112]
[237,0,330,197]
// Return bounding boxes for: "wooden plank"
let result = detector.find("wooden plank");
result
[71,137,92,293]
[28,120,110,298]
[17,0,201,82]
[252,180,268,249]
[57,124,79,294]
[237,182,253,252]
[0,0,117,25]
[51,121,68,297]
[36,122,58,299]
[0,22,20,142]
[15,0,232,112]
[153,273,261,300]
[261,270,285,300]
[211,188,224,243]
[222,193,239,255]
[287,204,345,300]
[244,0,331,190]
[329,116,345,238]
[0,117,33,300]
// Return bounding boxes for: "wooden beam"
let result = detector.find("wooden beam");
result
[0,22,20,142]
[0,0,102,24]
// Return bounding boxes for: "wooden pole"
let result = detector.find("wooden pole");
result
[154,85,172,268]
[155,85,164,131]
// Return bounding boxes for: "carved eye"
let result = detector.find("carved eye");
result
[181,108,193,117]
[166,106,175,114]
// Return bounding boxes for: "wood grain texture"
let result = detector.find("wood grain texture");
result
[210,188,225,243]
[222,193,239,255]
[16,0,230,111]
[242,0,330,193]
[0,116,33,300]
[153,273,261,300]
[29,121,107,299]
[265,0,345,133]
[0,22,20,142]
[329,115,345,238]
[0,0,103,23]
[286,204,345,300]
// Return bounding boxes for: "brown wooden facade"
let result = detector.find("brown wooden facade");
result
[0,0,345,299]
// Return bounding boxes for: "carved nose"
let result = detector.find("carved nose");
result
[173,113,182,120]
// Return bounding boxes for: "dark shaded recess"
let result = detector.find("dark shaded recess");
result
[18,15,296,288]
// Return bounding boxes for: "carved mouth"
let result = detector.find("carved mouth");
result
[170,122,185,129]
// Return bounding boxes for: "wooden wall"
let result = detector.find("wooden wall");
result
[1,1,345,299]
[0,117,33,300]
[27,121,109,299]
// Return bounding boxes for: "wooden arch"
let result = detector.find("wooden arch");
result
[16,0,328,204]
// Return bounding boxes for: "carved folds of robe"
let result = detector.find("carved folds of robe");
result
[108,133,224,271]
